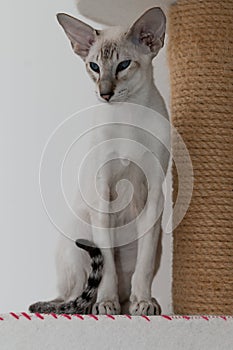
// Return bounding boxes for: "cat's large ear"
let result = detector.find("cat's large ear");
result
[57,13,97,59]
[128,7,166,56]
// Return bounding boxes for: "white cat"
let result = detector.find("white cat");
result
[29,7,170,316]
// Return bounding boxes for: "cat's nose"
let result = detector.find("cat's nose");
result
[100,92,114,102]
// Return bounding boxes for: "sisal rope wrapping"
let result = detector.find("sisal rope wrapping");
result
[169,0,233,314]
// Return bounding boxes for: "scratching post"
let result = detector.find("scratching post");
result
[169,0,233,314]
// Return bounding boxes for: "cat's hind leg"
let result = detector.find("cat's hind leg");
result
[29,237,90,314]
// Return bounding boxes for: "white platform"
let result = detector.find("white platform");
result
[0,313,232,350]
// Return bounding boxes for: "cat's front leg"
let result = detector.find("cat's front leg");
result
[90,183,120,315]
[130,194,163,316]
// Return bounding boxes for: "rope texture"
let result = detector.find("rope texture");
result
[168,0,233,314]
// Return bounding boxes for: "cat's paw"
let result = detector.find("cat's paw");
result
[92,300,121,315]
[29,301,57,314]
[129,297,161,316]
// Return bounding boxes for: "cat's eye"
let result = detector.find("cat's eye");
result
[116,60,131,74]
[89,62,100,73]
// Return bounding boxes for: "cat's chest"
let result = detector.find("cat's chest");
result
[99,158,147,195]
[106,160,148,226]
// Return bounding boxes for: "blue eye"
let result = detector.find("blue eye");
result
[116,60,131,74]
[90,62,100,73]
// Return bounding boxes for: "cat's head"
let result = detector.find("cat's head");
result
[57,8,166,103]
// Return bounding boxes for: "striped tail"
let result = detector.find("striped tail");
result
[56,239,104,315]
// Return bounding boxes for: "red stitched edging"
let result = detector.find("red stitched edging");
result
[74,314,84,320]
[162,315,172,320]
[201,316,209,321]
[125,315,132,319]
[106,315,115,320]
[35,313,44,320]
[88,314,99,320]
[61,314,72,320]
[0,313,232,321]
[220,316,227,321]
[141,315,150,322]
[182,316,191,320]
[21,312,31,320]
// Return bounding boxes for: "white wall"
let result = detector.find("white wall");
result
[0,0,172,313]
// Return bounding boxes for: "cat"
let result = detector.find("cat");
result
[29,7,170,316]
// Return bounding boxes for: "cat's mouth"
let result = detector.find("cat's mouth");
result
[97,95,113,103]
[97,94,116,103]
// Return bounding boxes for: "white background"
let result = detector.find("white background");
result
[0,0,172,313]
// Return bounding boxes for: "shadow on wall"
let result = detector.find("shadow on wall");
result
[77,0,176,27]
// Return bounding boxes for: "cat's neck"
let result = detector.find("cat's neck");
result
[126,65,168,119]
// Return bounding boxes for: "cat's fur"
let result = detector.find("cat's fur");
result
[29,7,170,315]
